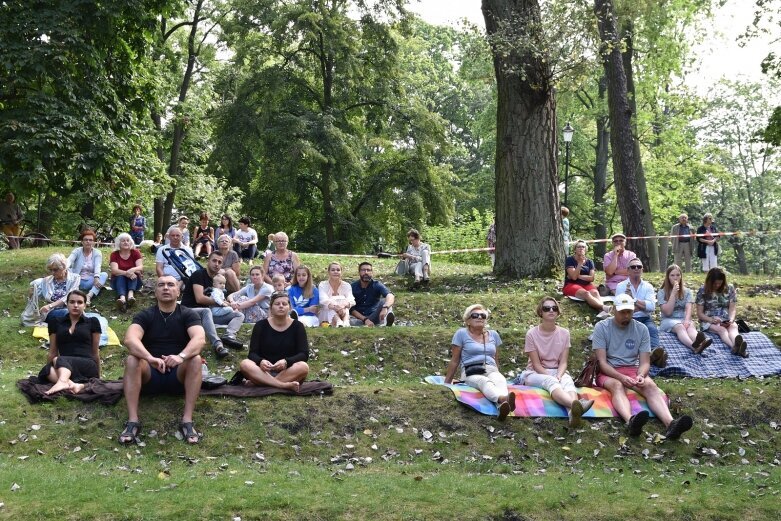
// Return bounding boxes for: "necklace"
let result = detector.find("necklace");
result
[159,307,176,324]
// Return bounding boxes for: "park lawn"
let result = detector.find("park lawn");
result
[0,247,780,520]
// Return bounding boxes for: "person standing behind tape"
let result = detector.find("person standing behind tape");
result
[670,214,694,273]
[696,213,719,272]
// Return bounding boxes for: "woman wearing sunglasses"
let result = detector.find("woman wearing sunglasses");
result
[444,304,515,420]
[515,297,594,427]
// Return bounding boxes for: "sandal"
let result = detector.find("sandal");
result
[119,421,142,445]
[179,422,201,444]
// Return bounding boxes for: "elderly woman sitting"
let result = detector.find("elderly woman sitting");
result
[23,253,81,325]
[444,304,515,420]
[67,228,108,306]
[110,233,144,312]
[401,228,431,285]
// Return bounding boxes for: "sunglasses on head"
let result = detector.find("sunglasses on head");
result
[629,264,643,270]
[542,305,559,312]
[470,312,487,319]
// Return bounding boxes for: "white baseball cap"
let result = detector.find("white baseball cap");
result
[614,293,635,311]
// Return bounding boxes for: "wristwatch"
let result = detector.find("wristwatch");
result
[177,352,187,360]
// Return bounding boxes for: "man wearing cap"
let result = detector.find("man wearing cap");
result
[615,258,665,367]
[592,293,693,440]
[670,214,693,273]
[603,232,636,294]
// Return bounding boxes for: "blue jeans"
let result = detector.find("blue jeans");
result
[112,275,142,298]
[79,273,108,298]
[634,315,660,348]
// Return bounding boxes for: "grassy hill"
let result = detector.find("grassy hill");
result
[0,247,780,520]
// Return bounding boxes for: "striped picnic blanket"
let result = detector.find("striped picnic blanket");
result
[425,375,659,418]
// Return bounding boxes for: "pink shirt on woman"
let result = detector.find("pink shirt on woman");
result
[524,325,571,370]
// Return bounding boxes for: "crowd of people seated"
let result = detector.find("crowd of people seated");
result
[18,208,746,445]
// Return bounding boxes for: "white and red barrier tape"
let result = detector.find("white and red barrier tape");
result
[4,229,778,255]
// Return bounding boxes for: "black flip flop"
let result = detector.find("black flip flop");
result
[119,421,141,445]
[179,422,201,444]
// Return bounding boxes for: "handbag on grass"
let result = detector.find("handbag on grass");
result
[395,259,408,276]
[574,356,600,387]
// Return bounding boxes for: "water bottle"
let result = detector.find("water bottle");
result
[201,356,209,378]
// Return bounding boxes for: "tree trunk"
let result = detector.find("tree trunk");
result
[482,0,563,278]
[593,75,609,270]
[594,0,648,264]
[621,19,659,271]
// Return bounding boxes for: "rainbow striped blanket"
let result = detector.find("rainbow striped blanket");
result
[425,375,660,418]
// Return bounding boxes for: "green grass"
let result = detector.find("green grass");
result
[1,247,780,520]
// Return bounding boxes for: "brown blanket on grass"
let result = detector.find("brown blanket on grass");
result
[17,377,333,404]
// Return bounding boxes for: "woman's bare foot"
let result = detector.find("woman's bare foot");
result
[45,380,72,395]
[69,382,85,394]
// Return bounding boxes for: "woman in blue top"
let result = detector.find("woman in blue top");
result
[444,304,515,420]
[287,265,320,327]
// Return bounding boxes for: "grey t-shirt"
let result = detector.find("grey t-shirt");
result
[591,318,650,367]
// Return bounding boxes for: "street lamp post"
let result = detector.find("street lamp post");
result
[562,122,574,207]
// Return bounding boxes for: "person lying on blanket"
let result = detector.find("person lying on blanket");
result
[119,275,206,445]
[39,290,100,395]
[444,304,516,421]
[239,291,310,392]
[515,296,594,427]
[592,293,693,440]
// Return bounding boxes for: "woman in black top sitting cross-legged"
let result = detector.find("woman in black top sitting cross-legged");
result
[39,289,100,395]
[239,291,309,392]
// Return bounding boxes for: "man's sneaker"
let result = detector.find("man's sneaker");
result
[289,309,299,321]
[627,410,650,436]
[385,311,395,327]
[596,310,611,320]
[220,335,244,350]
[497,400,511,421]
[215,344,230,358]
[664,415,693,440]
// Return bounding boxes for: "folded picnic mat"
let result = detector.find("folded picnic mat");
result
[32,313,120,347]
[425,375,658,418]
[650,331,781,378]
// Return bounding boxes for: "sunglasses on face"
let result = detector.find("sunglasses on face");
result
[470,312,487,319]
[629,265,643,270]
[542,305,559,312]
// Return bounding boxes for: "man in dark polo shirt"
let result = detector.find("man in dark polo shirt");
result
[181,251,245,358]
[349,262,395,327]
[119,275,206,445]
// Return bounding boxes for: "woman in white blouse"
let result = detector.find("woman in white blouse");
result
[317,262,355,327]
[401,228,431,285]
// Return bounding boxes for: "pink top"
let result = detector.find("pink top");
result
[524,325,570,370]
[603,249,637,292]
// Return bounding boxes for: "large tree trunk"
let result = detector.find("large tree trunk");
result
[594,0,648,264]
[482,0,563,278]
[593,75,609,269]
[622,20,659,271]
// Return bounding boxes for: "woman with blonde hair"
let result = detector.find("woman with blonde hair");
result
[515,297,594,427]
[263,231,301,284]
[317,262,354,327]
[659,264,710,353]
[444,304,515,420]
